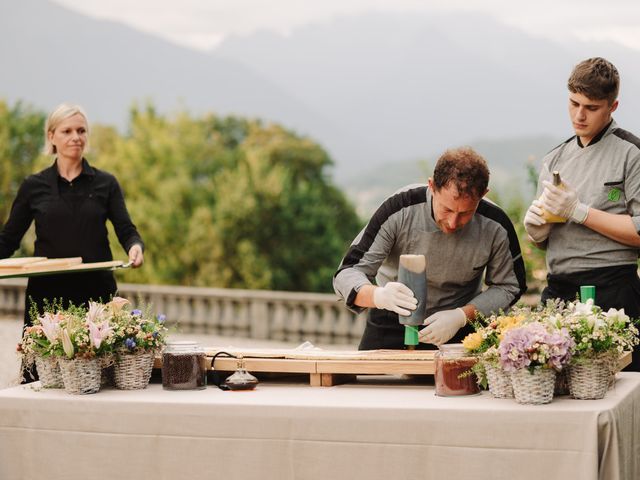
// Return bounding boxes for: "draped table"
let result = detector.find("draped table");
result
[1,373,639,480]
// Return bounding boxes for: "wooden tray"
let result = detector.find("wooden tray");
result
[154,347,437,387]
[153,348,632,387]
[0,259,127,279]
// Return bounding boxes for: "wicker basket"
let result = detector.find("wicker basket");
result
[484,361,513,398]
[34,356,64,389]
[510,367,556,405]
[114,351,155,390]
[58,357,102,395]
[569,358,612,400]
[554,368,571,396]
[100,355,115,388]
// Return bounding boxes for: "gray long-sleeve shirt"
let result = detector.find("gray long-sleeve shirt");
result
[537,120,640,274]
[333,184,526,317]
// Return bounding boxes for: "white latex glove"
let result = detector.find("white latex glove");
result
[523,199,552,243]
[128,244,144,268]
[541,180,589,224]
[373,282,417,316]
[418,308,467,345]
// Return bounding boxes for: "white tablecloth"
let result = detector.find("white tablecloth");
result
[1,373,639,480]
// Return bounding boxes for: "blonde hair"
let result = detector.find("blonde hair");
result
[43,103,90,155]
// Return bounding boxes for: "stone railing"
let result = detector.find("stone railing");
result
[0,279,366,345]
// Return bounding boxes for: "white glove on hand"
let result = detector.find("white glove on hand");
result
[523,199,552,243]
[373,282,417,316]
[418,308,466,345]
[541,180,589,224]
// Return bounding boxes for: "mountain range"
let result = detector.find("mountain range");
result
[2,1,640,211]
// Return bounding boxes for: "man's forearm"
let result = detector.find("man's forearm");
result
[354,284,376,308]
[583,209,640,247]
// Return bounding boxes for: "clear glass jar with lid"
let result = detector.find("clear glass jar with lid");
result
[162,341,207,390]
[434,343,480,396]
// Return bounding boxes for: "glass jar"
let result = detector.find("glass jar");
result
[434,343,479,396]
[162,341,207,390]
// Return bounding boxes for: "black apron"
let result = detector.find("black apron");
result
[359,308,474,350]
[542,264,640,371]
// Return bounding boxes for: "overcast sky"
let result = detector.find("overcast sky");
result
[51,0,640,52]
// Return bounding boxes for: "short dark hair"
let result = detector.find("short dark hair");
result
[567,57,619,104]
[432,147,489,199]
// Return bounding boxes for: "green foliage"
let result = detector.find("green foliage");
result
[0,100,46,255]
[90,104,361,292]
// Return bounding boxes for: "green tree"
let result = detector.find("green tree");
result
[0,100,46,255]
[91,105,361,292]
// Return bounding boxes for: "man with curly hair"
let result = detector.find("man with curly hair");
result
[334,147,527,350]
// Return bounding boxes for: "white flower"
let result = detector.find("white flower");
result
[603,307,629,325]
[86,302,107,324]
[573,299,595,316]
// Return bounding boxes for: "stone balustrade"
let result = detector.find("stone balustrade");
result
[0,279,366,345]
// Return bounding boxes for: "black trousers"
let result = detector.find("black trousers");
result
[542,264,640,372]
[359,308,474,350]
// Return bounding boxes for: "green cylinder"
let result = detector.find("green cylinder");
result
[580,285,596,303]
[404,325,419,347]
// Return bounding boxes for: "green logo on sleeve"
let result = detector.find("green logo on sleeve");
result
[608,187,621,202]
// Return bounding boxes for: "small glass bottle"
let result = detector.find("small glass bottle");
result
[162,341,207,390]
[223,356,259,391]
[434,343,480,396]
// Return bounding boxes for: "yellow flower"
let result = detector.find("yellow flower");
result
[462,332,483,351]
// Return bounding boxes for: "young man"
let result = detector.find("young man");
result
[524,57,640,371]
[334,147,527,350]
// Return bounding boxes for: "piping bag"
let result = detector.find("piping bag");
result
[398,254,427,349]
[540,171,567,223]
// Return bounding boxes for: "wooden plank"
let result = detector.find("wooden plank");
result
[211,357,317,374]
[21,257,83,269]
[316,359,436,375]
[618,351,632,370]
[0,257,47,268]
[321,373,357,387]
[0,260,124,279]
[309,373,322,387]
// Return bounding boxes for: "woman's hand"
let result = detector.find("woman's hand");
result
[128,244,144,268]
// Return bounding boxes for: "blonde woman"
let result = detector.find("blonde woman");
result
[0,103,144,379]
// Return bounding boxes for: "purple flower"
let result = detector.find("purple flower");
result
[125,338,137,351]
[132,309,142,317]
[498,322,572,372]
[156,314,166,324]
[546,328,574,370]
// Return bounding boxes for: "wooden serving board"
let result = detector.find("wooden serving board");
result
[154,347,438,387]
[0,257,47,268]
[153,349,632,387]
[0,259,125,279]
